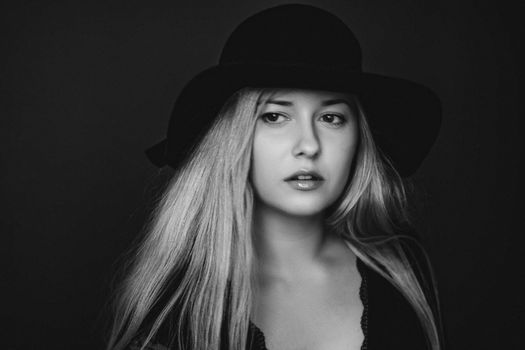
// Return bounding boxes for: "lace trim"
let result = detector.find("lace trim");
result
[248,321,268,350]
[356,258,369,350]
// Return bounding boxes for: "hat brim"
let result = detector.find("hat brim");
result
[147,63,441,177]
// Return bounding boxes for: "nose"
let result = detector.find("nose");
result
[292,120,320,159]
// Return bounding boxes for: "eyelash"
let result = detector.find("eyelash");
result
[259,113,347,126]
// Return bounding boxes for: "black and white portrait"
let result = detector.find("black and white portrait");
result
[4,1,523,349]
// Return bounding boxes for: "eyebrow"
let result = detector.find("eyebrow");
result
[264,98,352,107]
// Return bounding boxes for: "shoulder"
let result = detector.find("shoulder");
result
[126,335,171,350]
[127,324,265,350]
[356,234,440,349]
[399,233,441,321]
[126,318,184,350]
[358,258,427,349]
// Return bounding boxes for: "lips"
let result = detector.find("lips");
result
[284,170,324,181]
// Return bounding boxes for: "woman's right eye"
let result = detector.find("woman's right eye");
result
[259,112,288,124]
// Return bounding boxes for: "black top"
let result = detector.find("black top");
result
[129,258,431,350]
[244,258,427,350]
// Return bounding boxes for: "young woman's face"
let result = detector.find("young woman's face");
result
[250,89,359,217]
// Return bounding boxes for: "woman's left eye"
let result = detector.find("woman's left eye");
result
[320,114,346,126]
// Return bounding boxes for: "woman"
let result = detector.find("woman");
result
[107,4,443,350]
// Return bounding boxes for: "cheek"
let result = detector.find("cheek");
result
[325,134,359,190]
[250,133,281,189]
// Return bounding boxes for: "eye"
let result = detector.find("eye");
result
[259,112,288,124]
[319,113,346,126]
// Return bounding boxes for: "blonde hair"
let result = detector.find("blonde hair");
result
[327,97,442,349]
[107,88,441,350]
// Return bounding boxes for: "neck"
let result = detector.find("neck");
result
[252,201,332,278]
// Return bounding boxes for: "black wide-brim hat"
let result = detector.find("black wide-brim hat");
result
[146,4,441,177]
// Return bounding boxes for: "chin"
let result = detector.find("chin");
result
[274,197,333,218]
[254,186,341,218]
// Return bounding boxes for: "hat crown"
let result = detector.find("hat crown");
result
[146,4,441,177]
[220,4,362,71]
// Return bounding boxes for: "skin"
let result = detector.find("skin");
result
[250,88,359,271]
[249,89,364,350]
[250,89,359,219]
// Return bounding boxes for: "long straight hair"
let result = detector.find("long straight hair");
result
[107,87,441,350]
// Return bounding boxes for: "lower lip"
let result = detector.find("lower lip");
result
[285,180,324,191]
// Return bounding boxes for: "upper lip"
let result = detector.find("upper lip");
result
[284,169,325,181]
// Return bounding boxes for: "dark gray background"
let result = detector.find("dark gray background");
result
[4,0,523,349]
